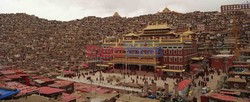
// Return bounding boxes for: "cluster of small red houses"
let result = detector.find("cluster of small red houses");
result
[0,67,112,101]
[0,68,76,101]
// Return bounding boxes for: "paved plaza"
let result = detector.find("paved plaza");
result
[58,70,177,92]
[58,69,226,102]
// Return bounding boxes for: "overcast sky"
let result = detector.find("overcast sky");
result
[0,0,247,21]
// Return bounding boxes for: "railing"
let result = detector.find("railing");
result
[112,59,159,65]
[126,54,162,57]
[113,53,163,58]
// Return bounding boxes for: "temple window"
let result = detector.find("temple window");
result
[164,50,167,54]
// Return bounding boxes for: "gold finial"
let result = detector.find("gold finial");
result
[113,12,121,17]
[163,7,171,13]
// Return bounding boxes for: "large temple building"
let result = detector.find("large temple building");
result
[1,2,250,102]
[101,23,197,77]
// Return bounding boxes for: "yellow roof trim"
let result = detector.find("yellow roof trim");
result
[191,57,204,60]
[108,63,113,65]
[156,66,166,69]
[182,28,195,35]
[96,64,109,67]
[162,69,185,73]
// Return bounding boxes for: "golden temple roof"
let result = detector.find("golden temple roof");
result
[113,12,121,17]
[162,7,171,13]
[182,28,195,36]
[227,77,246,83]
[123,32,139,37]
[144,23,171,30]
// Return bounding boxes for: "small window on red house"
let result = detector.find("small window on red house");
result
[179,57,182,62]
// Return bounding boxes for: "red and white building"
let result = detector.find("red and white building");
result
[221,3,250,13]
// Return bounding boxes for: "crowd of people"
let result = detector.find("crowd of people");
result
[0,9,249,69]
